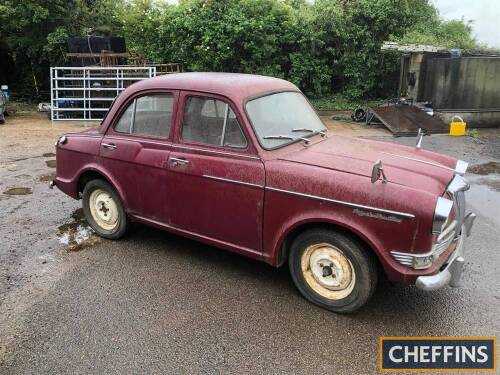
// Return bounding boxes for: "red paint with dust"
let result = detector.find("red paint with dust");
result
[54,73,460,285]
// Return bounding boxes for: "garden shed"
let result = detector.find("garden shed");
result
[383,42,500,128]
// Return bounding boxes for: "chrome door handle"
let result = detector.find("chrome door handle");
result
[169,157,190,167]
[102,143,117,150]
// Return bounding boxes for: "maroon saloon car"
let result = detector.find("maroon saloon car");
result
[52,73,475,313]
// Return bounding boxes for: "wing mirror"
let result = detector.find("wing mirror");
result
[371,159,387,184]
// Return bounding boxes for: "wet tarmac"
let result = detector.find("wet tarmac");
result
[0,114,499,374]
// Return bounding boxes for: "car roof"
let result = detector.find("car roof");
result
[126,72,299,102]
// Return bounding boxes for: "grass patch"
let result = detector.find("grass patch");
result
[7,99,38,114]
[465,128,480,138]
[310,95,387,112]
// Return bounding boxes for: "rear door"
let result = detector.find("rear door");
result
[167,92,265,255]
[100,91,178,222]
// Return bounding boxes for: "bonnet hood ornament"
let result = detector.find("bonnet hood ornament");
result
[416,128,424,149]
[371,159,387,184]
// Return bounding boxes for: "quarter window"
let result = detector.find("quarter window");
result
[114,94,173,137]
[115,102,134,133]
[182,97,247,148]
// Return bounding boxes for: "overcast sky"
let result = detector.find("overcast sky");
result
[431,0,499,48]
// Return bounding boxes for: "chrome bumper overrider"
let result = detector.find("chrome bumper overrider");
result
[416,218,475,292]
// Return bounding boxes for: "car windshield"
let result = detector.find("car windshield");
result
[246,91,326,149]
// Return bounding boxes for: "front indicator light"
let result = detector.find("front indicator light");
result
[412,254,434,269]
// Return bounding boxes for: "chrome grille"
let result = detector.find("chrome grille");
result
[453,190,465,234]
[391,253,413,267]
[447,176,468,236]
[433,220,456,257]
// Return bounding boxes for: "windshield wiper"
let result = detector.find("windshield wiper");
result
[264,134,311,146]
[292,128,314,133]
[263,135,295,140]
[293,128,328,138]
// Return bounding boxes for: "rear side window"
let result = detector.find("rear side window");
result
[181,97,247,148]
[114,94,173,137]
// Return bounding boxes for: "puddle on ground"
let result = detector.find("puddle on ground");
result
[466,180,500,229]
[3,187,32,195]
[42,152,56,157]
[39,173,55,182]
[57,208,100,251]
[45,160,56,168]
[468,162,500,175]
[474,177,500,192]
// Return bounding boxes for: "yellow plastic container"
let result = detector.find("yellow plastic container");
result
[449,115,466,136]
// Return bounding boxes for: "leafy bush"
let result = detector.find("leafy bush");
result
[0,0,479,101]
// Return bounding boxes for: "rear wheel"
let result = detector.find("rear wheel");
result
[288,229,377,313]
[82,179,127,239]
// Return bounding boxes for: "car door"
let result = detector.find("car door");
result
[167,92,265,254]
[100,91,178,222]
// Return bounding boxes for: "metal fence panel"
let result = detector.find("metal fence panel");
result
[50,66,156,121]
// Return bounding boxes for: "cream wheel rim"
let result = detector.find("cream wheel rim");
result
[301,243,356,300]
[89,189,119,231]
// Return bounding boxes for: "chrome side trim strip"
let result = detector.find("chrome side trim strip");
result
[382,152,454,171]
[96,137,260,159]
[265,186,415,219]
[202,175,264,189]
[67,134,103,139]
[105,136,173,147]
[172,144,261,160]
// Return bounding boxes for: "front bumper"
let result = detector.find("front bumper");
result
[415,216,475,291]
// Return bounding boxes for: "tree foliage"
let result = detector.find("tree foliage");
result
[0,0,479,100]
[0,0,121,95]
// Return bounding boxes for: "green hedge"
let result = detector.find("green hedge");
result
[0,0,477,101]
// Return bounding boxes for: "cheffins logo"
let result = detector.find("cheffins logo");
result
[379,336,496,372]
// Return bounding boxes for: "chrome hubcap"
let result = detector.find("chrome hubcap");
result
[89,189,119,231]
[301,243,356,300]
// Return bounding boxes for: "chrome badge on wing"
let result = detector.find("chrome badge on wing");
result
[353,208,402,223]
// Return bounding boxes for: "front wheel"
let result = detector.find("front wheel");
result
[288,229,378,313]
[82,179,127,239]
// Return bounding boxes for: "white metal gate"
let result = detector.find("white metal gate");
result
[50,66,156,121]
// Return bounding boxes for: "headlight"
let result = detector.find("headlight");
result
[432,197,453,234]
[455,160,468,176]
[391,197,455,270]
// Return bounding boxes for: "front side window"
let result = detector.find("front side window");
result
[114,94,173,137]
[245,91,326,149]
[182,96,247,148]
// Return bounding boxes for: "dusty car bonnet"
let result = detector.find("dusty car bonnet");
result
[278,135,456,195]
